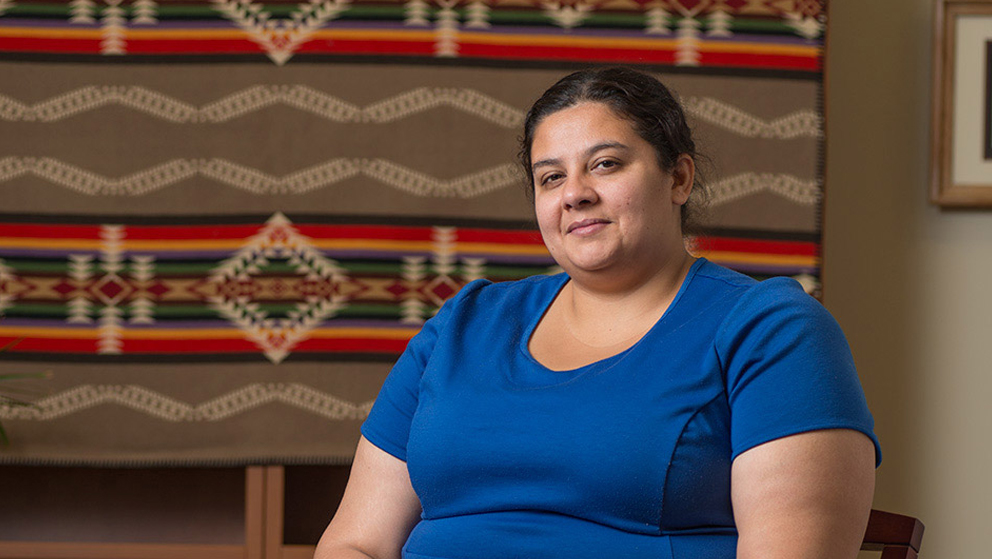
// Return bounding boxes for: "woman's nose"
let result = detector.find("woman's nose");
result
[562,174,598,209]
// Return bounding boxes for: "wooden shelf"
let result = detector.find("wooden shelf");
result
[0,542,247,559]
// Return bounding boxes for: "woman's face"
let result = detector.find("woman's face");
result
[529,102,692,280]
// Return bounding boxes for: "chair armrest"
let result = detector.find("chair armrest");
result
[861,509,925,554]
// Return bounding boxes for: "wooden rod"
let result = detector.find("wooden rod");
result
[264,466,286,559]
[245,466,266,559]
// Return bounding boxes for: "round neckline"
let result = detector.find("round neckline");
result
[515,258,707,383]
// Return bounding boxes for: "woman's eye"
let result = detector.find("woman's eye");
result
[540,173,564,186]
[595,159,619,170]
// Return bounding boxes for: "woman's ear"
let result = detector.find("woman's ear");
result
[670,154,695,206]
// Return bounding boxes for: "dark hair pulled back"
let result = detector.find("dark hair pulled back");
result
[519,67,707,236]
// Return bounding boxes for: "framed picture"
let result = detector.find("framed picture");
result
[932,0,992,206]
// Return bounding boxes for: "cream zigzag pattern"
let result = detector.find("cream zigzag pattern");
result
[0,85,524,128]
[0,87,820,138]
[0,383,374,422]
[0,0,15,17]
[0,156,816,203]
[0,86,521,126]
[0,157,522,198]
[708,172,820,206]
[681,97,821,139]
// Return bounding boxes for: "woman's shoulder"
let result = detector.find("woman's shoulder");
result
[691,259,812,306]
[449,273,567,305]
[435,273,567,324]
[692,258,759,289]
[680,260,830,343]
[693,262,843,357]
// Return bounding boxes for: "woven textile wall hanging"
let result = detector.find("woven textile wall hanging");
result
[0,0,827,466]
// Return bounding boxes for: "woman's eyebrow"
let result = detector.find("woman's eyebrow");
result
[586,141,629,156]
[531,142,630,173]
[531,157,561,173]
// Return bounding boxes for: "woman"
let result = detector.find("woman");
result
[315,68,879,559]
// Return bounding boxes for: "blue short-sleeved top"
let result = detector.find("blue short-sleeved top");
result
[362,258,880,559]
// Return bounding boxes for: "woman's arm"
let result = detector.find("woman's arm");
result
[314,436,422,559]
[731,428,875,559]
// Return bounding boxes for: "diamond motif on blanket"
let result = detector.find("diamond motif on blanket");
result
[208,212,348,363]
[211,0,351,65]
[52,280,77,297]
[146,281,171,299]
[425,275,459,306]
[385,281,409,299]
[91,273,135,306]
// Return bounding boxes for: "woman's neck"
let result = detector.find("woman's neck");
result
[560,251,696,347]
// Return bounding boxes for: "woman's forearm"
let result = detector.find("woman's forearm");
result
[312,438,419,559]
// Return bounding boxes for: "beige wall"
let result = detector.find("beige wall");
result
[825,1,992,558]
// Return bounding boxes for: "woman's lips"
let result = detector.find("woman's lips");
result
[566,218,610,235]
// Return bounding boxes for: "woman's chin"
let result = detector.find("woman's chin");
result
[558,254,621,276]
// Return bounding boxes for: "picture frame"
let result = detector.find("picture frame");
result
[932,0,992,206]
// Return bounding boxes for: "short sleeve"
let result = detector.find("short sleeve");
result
[360,279,490,461]
[715,278,882,466]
